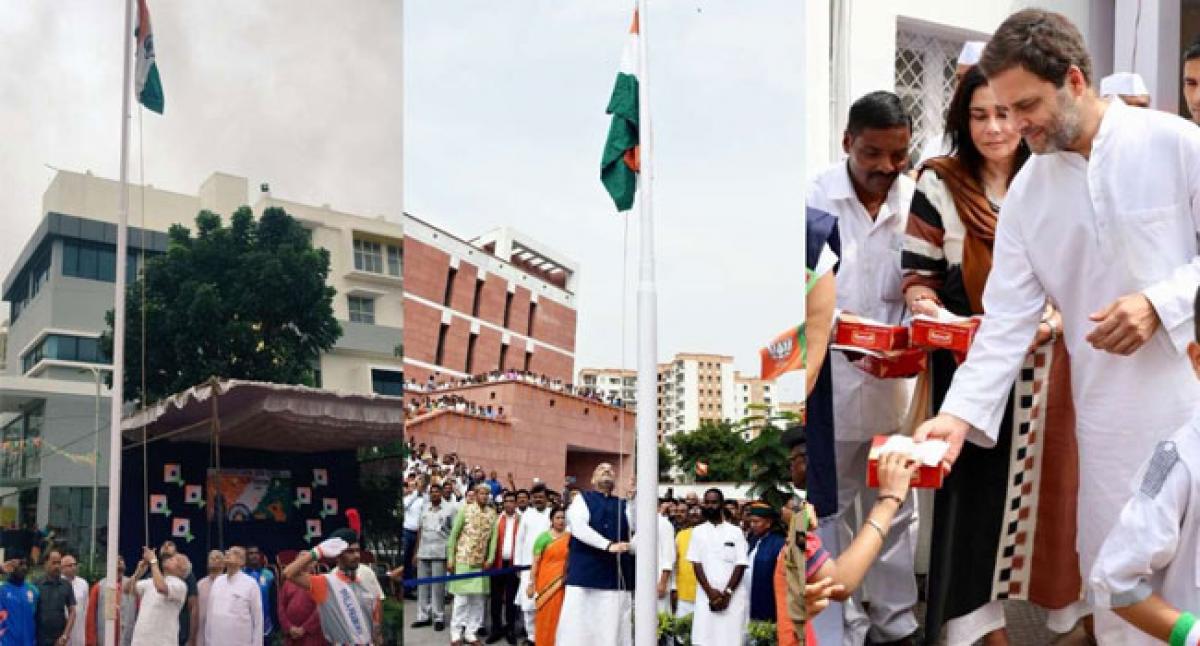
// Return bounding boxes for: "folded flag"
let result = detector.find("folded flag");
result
[760,324,805,381]
[135,0,164,114]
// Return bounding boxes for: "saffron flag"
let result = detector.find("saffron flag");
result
[135,0,164,114]
[760,324,806,381]
[601,10,640,211]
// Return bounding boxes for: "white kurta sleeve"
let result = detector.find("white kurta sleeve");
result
[1089,441,1192,608]
[657,518,676,575]
[939,196,1047,445]
[513,516,530,567]
[249,579,264,646]
[566,495,610,551]
[1142,128,1200,354]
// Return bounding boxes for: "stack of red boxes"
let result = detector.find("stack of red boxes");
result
[910,314,982,361]
[833,316,925,378]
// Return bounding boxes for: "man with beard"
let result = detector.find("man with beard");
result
[0,557,37,646]
[805,89,919,646]
[283,529,383,646]
[35,550,75,646]
[206,547,263,646]
[1185,39,1200,125]
[557,463,636,646]
[915,9,1200,644]
[687,489,749,646]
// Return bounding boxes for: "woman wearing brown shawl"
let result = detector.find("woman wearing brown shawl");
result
[902,67,1083,646]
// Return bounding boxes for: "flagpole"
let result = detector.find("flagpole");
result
[104,0,134,644]
[632,0,658,644]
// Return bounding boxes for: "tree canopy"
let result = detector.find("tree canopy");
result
[103,206,342,403]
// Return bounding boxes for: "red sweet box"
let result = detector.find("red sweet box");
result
[835,318,910,352]
[866,435,945,489]
[854,348,926,379]
[910,316,981,354]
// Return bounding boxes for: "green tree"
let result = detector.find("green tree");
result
[657,443,675,481]
[735,406,796,509]
[103,206,342,403]
[668,420,746,482]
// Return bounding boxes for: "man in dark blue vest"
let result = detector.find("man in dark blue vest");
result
[556,462,635,645]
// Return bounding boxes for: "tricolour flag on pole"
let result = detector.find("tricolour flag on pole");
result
[135,0,164,114]
[600,10,640,212]
[760,324,806,381]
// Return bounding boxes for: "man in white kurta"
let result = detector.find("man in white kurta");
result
[513,484,551,641]
[916,10,1200,644]
[1090,410,1200,645]
[807,90,919,645]
[656,508,676,616]
[61,554,88,646]
[686,490,748,646]
[205,547,264,646]
[558,463,636,646]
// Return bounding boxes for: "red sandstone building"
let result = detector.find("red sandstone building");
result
[405,380,635,486]
[402,220,579,385]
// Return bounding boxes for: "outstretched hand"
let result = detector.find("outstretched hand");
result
[912,413,970,472]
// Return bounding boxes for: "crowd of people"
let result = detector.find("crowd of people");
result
[406,395,507,421]
[405,370,627,409]
[0,533,403,646]
[799,9,1200,646]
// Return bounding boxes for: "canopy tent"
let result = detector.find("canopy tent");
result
[121,378,405,451]
[114,378,404,568]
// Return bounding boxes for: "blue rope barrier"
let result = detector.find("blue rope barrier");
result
[402,565,529,588]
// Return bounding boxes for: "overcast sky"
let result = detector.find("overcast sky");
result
[2,1,807,400]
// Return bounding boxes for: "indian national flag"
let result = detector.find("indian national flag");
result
[601,10,640,212]
[135,0,164,114]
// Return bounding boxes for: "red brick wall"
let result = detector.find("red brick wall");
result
[447,261,479,314]
[534,299,576,352]
[474,327,503,374]
[476,277,509,327]
[440,316,471,374]
[405,381,635,487]
[530,350,574,384]
[403,239,451,304]
[507,287,532,335]
[403,300,442,365]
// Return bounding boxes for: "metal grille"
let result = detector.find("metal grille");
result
[895,30,964,166]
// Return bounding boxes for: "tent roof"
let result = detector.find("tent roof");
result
[121,379,404,453]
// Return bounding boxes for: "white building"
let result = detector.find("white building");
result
[732,372,778,437]
[577,367,637,408]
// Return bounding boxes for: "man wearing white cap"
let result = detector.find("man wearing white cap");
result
[1100,72,1151,108]
[918,41,988,164]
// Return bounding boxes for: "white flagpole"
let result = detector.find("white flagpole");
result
[632,0,659,644]
[104,1,134,644]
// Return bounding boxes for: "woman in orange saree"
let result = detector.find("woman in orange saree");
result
[528,506,569,646]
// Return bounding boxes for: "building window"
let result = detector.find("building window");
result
[435,323,450,366]
[472,278,485,317]
[22,334,107,373]
[48,486,108,560]
[498,343,509,371]
[503,292,514,328]
[895,28,963,166]
[371,368,404,396]
[523,350,533,372]
[353,239,383,273]
[527,302,538,336]
[348,296,375,324]
[444,267,458,307]
[387,244,402,277]
[62,239,138,284]
[465,333,478,374]
[1,404,43,480]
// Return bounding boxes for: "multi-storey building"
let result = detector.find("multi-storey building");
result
[401,221,578,385]
[732,371,777,437]
[0,169,407,544]
[577,367,636,408]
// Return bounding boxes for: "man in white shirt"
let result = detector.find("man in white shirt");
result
[807,89,919,646]
[126,547,192,646]
[487,491,522,644]
[205,546,263,646]
[513,483,552,642]
[61,554,88,646]
[655,499,676,616]
[401,478,425,599]
[687,488,748,646]
[915,9,1200,644]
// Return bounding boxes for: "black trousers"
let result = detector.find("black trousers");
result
[489,559,519,634]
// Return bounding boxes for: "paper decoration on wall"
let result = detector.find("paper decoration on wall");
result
[312,469,329,487]
[149,494,171,516]
[319,498,338,519]
[164,464,183,486]
[294,487,312,508]
[185,485,205,509]
[171,518,194,543]
[304,519,322,543]
[206,469,293,523]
